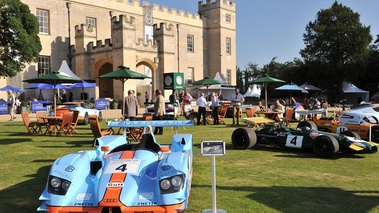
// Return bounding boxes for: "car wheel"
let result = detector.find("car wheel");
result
[83,112,89,125]
[297,121,318,130]
[369,126,379,142]
[231,127,257,149]
[313,135,339,158]
[340,130,361,140]
[98,111,103,122]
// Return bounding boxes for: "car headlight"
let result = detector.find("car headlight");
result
[47,175,71,195]
[159,174,185,194]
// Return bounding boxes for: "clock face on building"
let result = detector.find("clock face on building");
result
[176,75,183,85]
[145,15,152,25]
[165,75,173,86]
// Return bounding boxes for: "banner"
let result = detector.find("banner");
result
[31,100,50,113]
[95,99,110,110]
[0,102,8,114]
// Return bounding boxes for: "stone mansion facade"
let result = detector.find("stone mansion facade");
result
[14,0,236,102]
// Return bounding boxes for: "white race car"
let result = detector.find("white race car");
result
[145,103,179,117]
[340,103,379,124]
[54,102,102,125]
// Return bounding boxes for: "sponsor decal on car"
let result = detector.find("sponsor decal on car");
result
[76,193,91,201]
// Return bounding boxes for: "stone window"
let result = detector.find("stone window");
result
[37,9,49,34]
[226,37,231,55]
[187,35,194,53]
[86,17,96,27]
[38,56,50,76]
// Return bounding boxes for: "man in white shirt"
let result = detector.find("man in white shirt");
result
[196,92,208,125]
[231,88,244,125]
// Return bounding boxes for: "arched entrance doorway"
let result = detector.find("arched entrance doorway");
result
[136,59,156,104]
[98,62,113,98]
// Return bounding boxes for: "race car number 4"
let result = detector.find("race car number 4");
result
[105,159,141,174]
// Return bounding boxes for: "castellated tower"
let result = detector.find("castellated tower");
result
[199,0,236,84]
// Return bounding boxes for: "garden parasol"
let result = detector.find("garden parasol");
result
[69,81,97,100]
[192,76,225,95]
[25,83,69,89]
[275,83,308,104]
[251,76,285,108]
[300,82,321,102]
[0,85,26,93]
[23,71,81,116]
[99,65,150,119]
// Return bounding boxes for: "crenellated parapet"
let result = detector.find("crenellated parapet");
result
[112,14,136,30]
[75,24,96,38]
[153,23,176,37]
[198,0,235,11]
[86,39,113,53]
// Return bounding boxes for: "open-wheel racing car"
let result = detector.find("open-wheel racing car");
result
[38,120,194,213]
[231,121,379,158]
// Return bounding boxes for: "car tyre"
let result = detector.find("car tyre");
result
[231,127,257,149]
[368,126,379,142]
[340,130,361,139]
[83,112,89,125]
[98,111,103,122]
[297,121,318,130]
[313,135,339,158]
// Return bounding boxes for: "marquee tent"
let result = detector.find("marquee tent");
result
[342,81,369,106]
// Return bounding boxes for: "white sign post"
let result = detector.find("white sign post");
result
[201,141,227,213]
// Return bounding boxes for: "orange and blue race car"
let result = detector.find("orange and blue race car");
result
[38,120,194,213]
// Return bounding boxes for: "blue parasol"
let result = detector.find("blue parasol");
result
[0,85,26,93]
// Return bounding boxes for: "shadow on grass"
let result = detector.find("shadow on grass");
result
[0,165,51,213]
[192,184,379,212]
[0,137,33,144]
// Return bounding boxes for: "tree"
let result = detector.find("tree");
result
[300,1,372,93]
[0,0,42,77]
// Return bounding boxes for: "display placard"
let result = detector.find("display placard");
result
[201,141,225,156]
[163,72,185,90]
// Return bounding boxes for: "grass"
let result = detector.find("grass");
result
[1,116,379,213]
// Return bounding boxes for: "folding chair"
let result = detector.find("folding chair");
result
[280,107,294,127]
[245,107,257,118]
[35,111,48,134]
[70,110,80,133]
[21,112,39,135]
[218,106,227,125]
[56,113,73,136]
[89,114,112,138]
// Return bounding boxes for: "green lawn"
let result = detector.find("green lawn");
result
[1,117,379,213]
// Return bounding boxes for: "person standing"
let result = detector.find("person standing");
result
[211,92,220,124]
[7,90,16,121]
[60,89,68,103]
[68,92,73,102]
[231,88,244,126]
[153,89,165,135]
[196,92,208,125]
[144,91,149,105]
[124,90,139,121]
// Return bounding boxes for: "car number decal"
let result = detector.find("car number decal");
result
[104,159,141,174]
[285,135,303,148]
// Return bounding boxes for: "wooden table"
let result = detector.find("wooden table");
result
[40,116,63,135]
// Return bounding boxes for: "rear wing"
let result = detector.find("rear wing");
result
[108,120,193,134]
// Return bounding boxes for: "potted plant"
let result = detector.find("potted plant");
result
[111,98,119,109]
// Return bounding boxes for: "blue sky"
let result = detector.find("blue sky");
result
[145,0,379,69]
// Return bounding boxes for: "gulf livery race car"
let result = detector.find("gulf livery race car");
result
[231,121,379,158]
[38,120,194,213]
[54,102,102,125]
[313,113,379,142]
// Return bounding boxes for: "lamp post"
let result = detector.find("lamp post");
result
[176,24,180,73]
[66,2,72,69]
